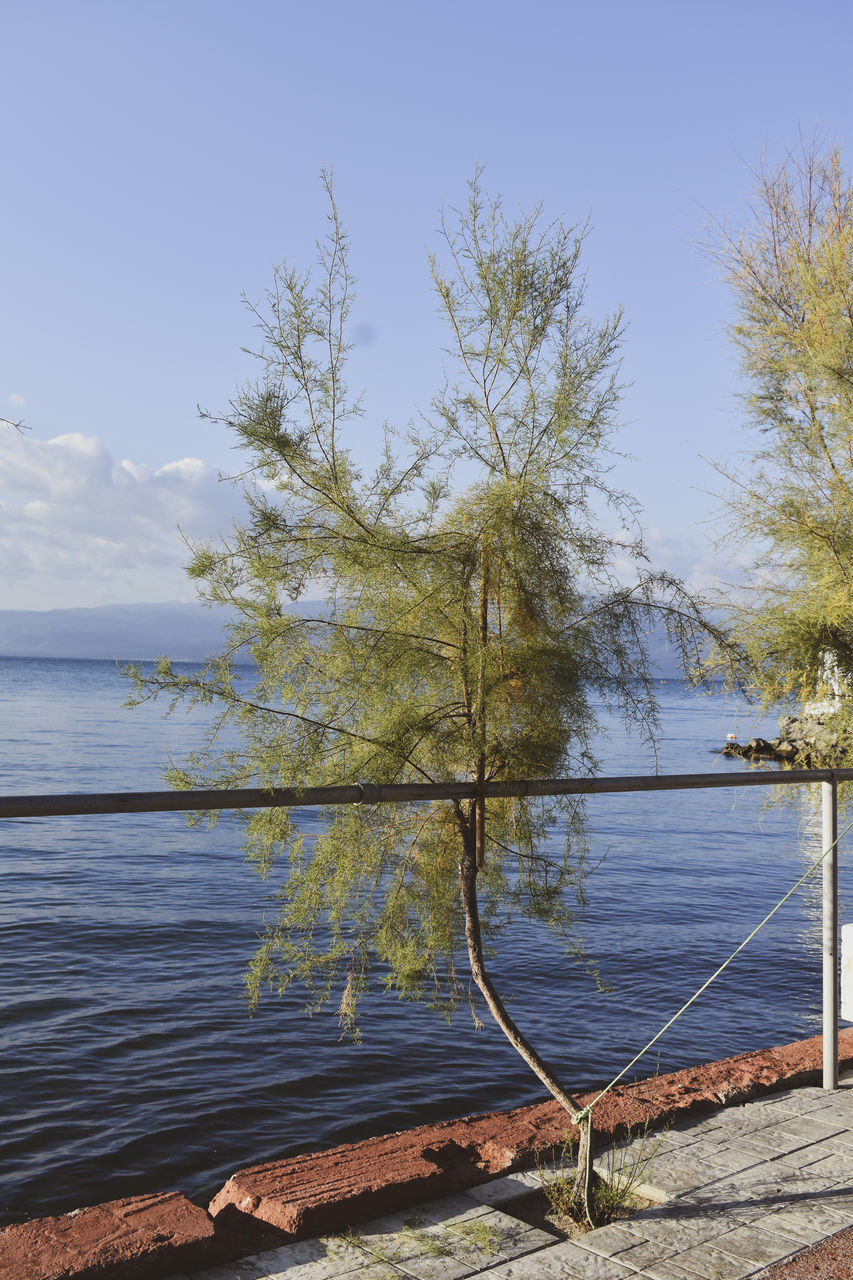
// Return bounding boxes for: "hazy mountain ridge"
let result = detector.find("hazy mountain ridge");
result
[0,602,243,661]
[0,601,687,675]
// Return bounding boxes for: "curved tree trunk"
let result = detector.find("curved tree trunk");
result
[457,824,592,1199]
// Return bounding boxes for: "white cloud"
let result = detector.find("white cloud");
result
[8,393,25,408]
[641,524,755,595]
[0,430,248,609]
[22,500,51,520]
[601,521,756,603]
[0,430,748,613]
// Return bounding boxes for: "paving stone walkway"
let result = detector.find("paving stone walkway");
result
[165,1070,853,1280]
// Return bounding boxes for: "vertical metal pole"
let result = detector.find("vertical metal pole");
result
[822,776,839,1090]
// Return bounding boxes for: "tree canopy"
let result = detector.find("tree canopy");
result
[709,141,853,741]
[128,174,727,1157]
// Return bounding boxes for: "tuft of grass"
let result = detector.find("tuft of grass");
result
[333,1213,502,1267]
[538,1113,666,1230]
[446,1216,501,1254]
[399,1223,455,1258]
[329,1226,402,1279]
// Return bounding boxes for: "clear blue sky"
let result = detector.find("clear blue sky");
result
[2,0,850,609]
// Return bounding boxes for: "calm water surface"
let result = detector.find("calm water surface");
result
[0,657,849,1225]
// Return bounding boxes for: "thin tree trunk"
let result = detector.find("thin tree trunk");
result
[475,554,489,868]
[464,547,593,1205]
[457,830,592,1192]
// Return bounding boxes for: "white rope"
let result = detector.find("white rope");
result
[567,803,849,1217]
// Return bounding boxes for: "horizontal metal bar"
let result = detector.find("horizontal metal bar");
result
[4,766,853,819]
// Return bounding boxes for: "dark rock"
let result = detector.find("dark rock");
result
[723,737,778,759]
[721,708,851,764]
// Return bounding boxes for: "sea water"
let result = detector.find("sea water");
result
[0,657,848,1225]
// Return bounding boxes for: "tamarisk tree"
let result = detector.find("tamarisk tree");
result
[709,142,853,751]
[129,175,725,1194]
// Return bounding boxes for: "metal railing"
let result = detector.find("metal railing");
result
[2,765,850,1089]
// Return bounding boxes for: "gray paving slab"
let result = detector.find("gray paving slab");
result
[480,1239,639,1277]
[639,1261,721,1280]
[355,1202,555,1274]
[462,1168,541,1207]
[813,1182,853,1213]
[574,1221,650,1258]
[755,1199,853,1244]
[645,1240,757,1278]
[172,1072,853,1279]
[706,1222,800,1267]
[755,1089,835,1114]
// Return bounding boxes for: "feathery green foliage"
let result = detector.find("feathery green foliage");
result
[709,141,853,746]
[127,174,724,1095]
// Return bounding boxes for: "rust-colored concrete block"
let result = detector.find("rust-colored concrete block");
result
[7,1029,853,1277]
[208,1027,853,1239]
[0,1191,217,1280]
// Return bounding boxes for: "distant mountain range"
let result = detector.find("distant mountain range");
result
[0,601,689,675]
[0,602,244,661]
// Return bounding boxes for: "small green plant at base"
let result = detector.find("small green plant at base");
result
[538,1114,666,1230]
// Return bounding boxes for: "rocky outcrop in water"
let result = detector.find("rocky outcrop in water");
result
[722,707,852,765]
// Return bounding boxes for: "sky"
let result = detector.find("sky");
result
[1,0,851,611]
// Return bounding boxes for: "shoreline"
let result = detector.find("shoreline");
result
[4,1027,853,1280]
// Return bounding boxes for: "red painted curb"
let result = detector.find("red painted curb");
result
[3,1029,852,1280]
[209,1027,853,1238]
[0,1192,217,1280]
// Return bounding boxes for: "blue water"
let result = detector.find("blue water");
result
[0,657,849,1227]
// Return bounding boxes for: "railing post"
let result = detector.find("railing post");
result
[822,775,839,1090]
